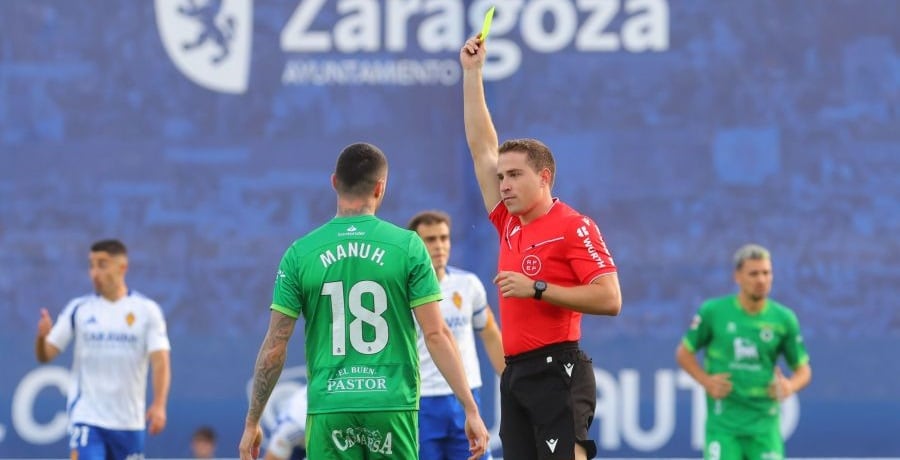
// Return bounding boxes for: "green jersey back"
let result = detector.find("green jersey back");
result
[271,215,441,414]
[682,295,810,434]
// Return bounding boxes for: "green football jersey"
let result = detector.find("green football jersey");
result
[271,215,441,414]
[682,295,809,435]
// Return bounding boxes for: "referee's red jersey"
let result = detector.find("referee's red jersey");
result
[489,199,617,356]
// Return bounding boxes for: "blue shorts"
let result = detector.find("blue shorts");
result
[419,389,492,460]
[69,423,145,459]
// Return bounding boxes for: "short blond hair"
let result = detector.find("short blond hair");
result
[733,244,771,269]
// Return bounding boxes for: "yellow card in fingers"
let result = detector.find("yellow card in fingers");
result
[481,6,496,41]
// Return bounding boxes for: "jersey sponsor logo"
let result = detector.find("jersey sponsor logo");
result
[331,426,393,454]
[326,377,387,393]
[338,225,366,236]
[155,0,253,94]
[82,331,139,344]
[125,312,135,327]
[546,438,559,453]
[85,316,97,325]
[452,291,463,309]
[522,254,542,276]
[733,337,759,361]
[444,315,471,329]
[327,366,388,393]
[576,225,589,238]
[577,225,610,269]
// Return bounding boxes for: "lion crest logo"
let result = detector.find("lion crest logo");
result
[155,0,252,93]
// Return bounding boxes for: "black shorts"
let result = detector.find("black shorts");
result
[499,341,597,460]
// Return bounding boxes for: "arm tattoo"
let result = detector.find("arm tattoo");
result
[245,313,295,424]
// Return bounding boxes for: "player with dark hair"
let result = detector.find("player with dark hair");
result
[36,239,171,459]
[239,143,489,460]
[408,210,505,460]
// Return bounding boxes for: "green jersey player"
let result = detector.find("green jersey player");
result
[676,244,812,460]
[239,143,489,460]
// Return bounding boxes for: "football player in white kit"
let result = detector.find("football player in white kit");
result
[408,211,505,460]
[263,385,308,460]
[35,239,171,459]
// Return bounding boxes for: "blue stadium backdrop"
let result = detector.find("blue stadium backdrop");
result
[1,0,899,457]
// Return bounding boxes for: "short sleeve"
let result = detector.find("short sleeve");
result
[564,215,617,284]
[146,300,171,353]
[407,234,441,308]
[271,245,303,319]
[469,274,490,331]
[781,310,810,369]
[488,202,510,237]
[45,298,83,352]
[682,302,713,353]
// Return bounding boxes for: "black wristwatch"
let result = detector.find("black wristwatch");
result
[533,280,548,300]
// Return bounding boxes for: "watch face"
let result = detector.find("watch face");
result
[535,281,547,291]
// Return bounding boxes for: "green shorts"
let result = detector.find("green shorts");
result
[306,411,418,459]
[705,426,783,460]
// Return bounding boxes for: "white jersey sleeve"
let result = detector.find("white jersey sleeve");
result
[46,296,92,352]
[145,299,171,353]
[470,275,489,331]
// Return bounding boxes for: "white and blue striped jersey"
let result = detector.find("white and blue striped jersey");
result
[417,266,490,397]
[46,291,170,430]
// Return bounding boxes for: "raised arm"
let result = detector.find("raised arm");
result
[414,301,490,460]
[460,36,501,212]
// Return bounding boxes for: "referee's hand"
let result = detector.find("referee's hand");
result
[465,412,490,460]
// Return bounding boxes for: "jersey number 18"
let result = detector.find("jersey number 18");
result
[321,280,389,356]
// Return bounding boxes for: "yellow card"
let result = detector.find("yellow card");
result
[481,6,496,41]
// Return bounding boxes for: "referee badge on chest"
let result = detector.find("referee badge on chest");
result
[126,312,135,327]
[522,254,542,276]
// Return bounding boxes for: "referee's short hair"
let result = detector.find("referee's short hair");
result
[90,239,127,256]
[733,244,770,270]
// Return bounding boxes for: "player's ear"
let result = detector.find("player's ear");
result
[373,178,386,199]
[331,173,339,191]
[540,168,552,187]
